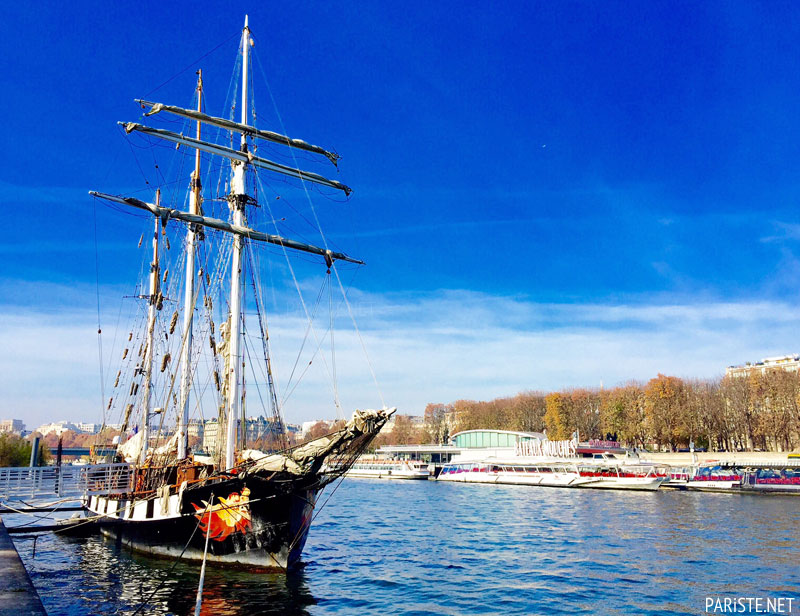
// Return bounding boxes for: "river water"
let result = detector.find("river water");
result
[9,479,800,615]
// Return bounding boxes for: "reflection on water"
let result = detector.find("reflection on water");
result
[10,481,800,615]
[14,530,316,615]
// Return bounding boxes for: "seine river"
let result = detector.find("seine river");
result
[9,480,800,615]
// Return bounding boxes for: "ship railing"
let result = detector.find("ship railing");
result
[0,463,132,501]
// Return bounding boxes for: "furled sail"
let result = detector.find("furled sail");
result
[136,100,341,166]
[88,191,364,265]
[241,408,396,476]
[121,123,351,195]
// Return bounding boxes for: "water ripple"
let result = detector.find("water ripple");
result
[8,480,800,614]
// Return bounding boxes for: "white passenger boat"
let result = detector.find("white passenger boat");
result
[660,466,692,489]
[437,459,591,487]
[685,463,743,492]
[740,461,800,494]
[438,457,665,491]
[345,459,430,480]
[574,460,666,490]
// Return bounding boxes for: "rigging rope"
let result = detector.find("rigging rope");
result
[329,269,340,412]
[129,495,211,616]
[142,32,240,99]
[245,243,288,448]
[253,48,386,410]
[92,196,107,433]
[194,494,214,616]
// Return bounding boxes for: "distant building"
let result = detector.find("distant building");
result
[34,421,79,436]
[244,416,284,444]
[726,354,800,378]
[0,419,25,435]
[380,414,426,434]
[450,429,545,449]
[203,419,220,453]
[202,416,284,452]
[377,429,547,466]
[187,419,205,440]
[77,423,102,434]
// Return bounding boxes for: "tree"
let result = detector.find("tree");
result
[600,387,627,441]
[720,374,751,451]
[0,433,48,467]
[307,421,332,440]
[507,391,547,433]
[565,388,601,440]
[423,403,451,444]
[544,393,568,440]
[687,378,725,451]
[389,415,425,445]
[644,374,688,451]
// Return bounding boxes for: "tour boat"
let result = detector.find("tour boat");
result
[83,17,393,570]
[438,457,665,490]
[685,463,743,492]
[740,461,800,494]
[345,459,430,480]
[659,466,692,489]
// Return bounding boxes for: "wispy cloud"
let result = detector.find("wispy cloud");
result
[760,221,800,244]
[331,217,553,240]
[2,286,798,428]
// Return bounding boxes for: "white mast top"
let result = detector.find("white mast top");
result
[224,16,250,470]
[140,191,161,464]
[241,16,250,139]
[177,71,203,461]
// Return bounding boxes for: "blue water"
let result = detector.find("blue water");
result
[9,480,800,615]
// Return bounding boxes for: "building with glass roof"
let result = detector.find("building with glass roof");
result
[450,429,546,449]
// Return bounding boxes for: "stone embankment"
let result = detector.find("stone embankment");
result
[640,451,794,465]
[0,516,47,615]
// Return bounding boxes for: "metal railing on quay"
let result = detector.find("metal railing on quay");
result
[0,463,131,501]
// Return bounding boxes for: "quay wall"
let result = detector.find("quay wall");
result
[640,451,794,465]
[0,516,47,615]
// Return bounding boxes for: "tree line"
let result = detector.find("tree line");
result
[419,370,800,453]
[0,433,49,467]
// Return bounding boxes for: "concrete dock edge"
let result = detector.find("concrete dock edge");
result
[0,516,47,615]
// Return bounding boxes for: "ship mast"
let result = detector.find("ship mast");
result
[92,15,363,468]
[177,71,203,461]
[224,16,250,470]
[141,190,161,464]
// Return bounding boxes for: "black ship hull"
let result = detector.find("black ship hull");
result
[86,473,320,570]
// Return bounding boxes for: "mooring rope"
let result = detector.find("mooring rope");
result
[129,495,212,616]
[193,494,214,616]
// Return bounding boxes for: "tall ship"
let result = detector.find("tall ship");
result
[84,17,393,569]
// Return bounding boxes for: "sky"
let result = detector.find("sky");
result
[3,1,800,428]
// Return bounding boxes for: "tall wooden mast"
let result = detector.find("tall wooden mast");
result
[140,190,161,464]
[224,16,250,470]
[177,71,203,461]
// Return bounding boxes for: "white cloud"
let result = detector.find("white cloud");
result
[2,288,797,428]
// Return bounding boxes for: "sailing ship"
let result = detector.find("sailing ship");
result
[85,17,393,569]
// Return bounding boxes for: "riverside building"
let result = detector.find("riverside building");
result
[726,354,800,378]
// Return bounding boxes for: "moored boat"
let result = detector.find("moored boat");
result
[345,459,430,480]
[438,457,665,490]
[660,466,692,489]
[740,460,800,494]
[685,463,743,492]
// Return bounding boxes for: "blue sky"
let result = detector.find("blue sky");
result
[3,2,800,428]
